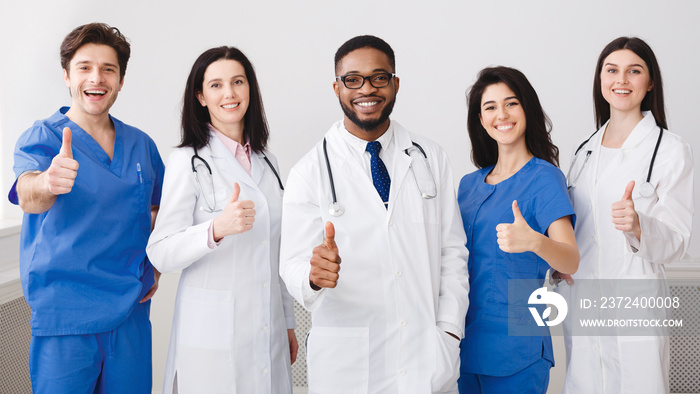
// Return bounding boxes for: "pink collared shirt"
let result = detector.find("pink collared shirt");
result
[210,124,252,175]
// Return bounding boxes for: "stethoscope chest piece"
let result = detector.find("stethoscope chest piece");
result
[328,202,345,217]
[639,181,655,198]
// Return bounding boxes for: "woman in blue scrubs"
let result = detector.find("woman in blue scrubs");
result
[457,66,579,393]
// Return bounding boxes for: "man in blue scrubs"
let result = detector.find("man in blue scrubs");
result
[8,23,164,393]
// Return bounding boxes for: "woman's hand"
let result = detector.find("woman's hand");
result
[552,270,574,285]
[212,182,256,241]
[611,180,641,241]
[496,200,538,253]
[498,200,579,275]
[288,329,299,365]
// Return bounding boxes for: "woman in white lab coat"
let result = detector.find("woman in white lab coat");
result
[561,37,694,393]
[147,46,297,393]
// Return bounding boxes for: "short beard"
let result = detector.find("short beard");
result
[339,96,396,132]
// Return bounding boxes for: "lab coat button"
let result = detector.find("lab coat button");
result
[388,219,394,226]
[263,368,269,374]
[398,369,406,376]
[262,325,268,331]
[396,270,402,277]
[263,281,270,288]
[262,240,269,246]
[399,320,407,327]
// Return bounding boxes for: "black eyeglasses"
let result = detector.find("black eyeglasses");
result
[335,72,396,89]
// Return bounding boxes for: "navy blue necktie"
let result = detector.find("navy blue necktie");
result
[366,141,391,209]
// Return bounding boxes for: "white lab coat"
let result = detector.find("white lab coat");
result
[279,120,469,394]
[147,132,296,394]
[560,112,694,393]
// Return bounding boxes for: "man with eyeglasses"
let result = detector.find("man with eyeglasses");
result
[280,35,469,393]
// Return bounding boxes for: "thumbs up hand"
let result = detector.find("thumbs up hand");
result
[45,127,79,195]
[496,200,537,253]
[611,181,640,237]
[212,182,256,241]
[310,221,342,290]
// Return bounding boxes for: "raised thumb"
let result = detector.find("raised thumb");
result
[512,200,524,222]
[229,182,240,203]
[621,180,635,201]
[60,127,73,158]
[324,221,336,249]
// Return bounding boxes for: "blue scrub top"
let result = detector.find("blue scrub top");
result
[10,107,164,336]
[457,157,574,376]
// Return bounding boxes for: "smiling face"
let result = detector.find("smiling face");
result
[197,59,250,138]
[333,47,399,141]
[479,82,527,150]
[63,43,124,123]
[600,49,652,116]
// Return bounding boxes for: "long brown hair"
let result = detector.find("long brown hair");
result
[466,66,559,168]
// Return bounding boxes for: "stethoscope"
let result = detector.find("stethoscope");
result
[567,126,663,198]
[323,138,437,217]
[191,148,284,213]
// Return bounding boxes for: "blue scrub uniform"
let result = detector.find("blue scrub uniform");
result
[456,157,574,394]
[10,107,164,392]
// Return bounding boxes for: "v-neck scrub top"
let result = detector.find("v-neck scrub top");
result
[457,157,574,376]
[10,107,165,336]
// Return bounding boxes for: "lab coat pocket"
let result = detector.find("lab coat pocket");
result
[431,327,460,393]
[176,287,235,392]
[307,326,369,394]
[178,286,234,349]
[618,336,668,393]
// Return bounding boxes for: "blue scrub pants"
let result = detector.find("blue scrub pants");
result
[29,301,152,394]
[458,358,552,394]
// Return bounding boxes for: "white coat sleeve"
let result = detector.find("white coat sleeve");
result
[146,149,214,273]
[435,149,470,336]
[279,158,327,311]
[633,137,694,264]
[279,273,297,329]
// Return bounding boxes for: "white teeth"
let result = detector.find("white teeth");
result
[614,89,631,94]
[496,124,513,131]
[222,103,239,109]
[84,90,106,95]
[357,101,378,107]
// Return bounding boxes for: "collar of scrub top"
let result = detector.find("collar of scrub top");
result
[568,112,663,196]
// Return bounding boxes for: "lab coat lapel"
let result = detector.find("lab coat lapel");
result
[249,152,265,187]
[327,123,386,213]
[620,112,657,150]
[207,132,257,191]
[388,123,412,217]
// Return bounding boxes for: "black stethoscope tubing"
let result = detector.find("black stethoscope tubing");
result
[322,138,430,210]
[570,126,663,187]
[191,147,284,190]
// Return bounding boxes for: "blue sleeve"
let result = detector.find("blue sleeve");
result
[8,123,61,204]
[149,138,165,206]
[534,166,576,233]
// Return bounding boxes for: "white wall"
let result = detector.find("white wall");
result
[1,1,699,392]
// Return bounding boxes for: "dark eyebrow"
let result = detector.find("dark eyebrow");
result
[74,60,119,69]
[482,96,518,107]
[604,62,645,69]
[343,68,390,75]
[205,75,245,83]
